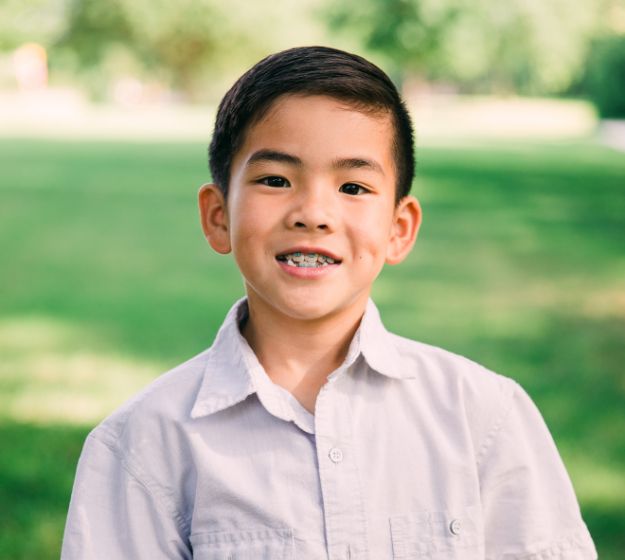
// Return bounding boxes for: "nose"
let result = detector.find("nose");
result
[285,183,336,232]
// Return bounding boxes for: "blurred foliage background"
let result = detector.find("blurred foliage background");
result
[0,0,624,104]
[1,0,624,559]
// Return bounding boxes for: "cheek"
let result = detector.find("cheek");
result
[229,198,263,245]
[350,209,394,258]
[229,199,279,268]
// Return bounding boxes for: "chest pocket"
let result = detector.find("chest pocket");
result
[190,527,295,560]
[389,506,483,559]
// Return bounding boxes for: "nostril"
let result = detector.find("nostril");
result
[291,221,328,229]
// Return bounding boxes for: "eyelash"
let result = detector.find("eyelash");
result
[258,176,290,188]
[339,183,368,196]
[256,176,369,195]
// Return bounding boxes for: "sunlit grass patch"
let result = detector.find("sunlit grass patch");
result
[565,452,625,508]
[582,286,625,319]
[0,316,162,425]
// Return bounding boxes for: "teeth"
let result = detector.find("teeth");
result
[278,252,338,267]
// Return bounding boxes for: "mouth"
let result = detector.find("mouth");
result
[276,249,342,268]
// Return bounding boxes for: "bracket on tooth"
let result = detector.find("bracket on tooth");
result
[282,252,337,267]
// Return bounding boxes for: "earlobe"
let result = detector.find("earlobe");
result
[385,195,422,265]
[198,183,231,254]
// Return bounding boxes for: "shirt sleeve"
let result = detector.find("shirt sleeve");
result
[61,432,192,560]
[477,381,597,560]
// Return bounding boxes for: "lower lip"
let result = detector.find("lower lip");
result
[276,260,340,278]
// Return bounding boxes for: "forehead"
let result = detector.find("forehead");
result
[234,94,396,173]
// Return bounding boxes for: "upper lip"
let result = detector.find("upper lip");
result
[276,246,342,262]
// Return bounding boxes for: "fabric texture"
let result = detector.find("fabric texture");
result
[61,298,597,559]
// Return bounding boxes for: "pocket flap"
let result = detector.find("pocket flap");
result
[190,526,294,559]
[390,506,483,559]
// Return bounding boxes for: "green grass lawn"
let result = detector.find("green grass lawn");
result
[1,137,624,558]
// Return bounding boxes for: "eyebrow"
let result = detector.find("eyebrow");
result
[247,149,302,167]
[333,157,384,175]
[246,149,385,175]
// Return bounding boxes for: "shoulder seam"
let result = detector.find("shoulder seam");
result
[89,432,190,535]
[475,379,519,468]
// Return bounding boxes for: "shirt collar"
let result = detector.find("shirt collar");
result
[190,297,414,420]
[358,298,416,381]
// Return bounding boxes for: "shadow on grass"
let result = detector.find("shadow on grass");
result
[0,422,89,560]
[583,504,625,560]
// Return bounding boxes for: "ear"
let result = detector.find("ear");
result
[198,183,231,254]
[385,195,422,265]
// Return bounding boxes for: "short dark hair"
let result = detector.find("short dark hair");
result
[208,46,415,204]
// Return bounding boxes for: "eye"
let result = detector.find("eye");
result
[258,176,290,188]
[339,183,368,196]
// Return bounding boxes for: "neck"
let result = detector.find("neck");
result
[241,294,368,412]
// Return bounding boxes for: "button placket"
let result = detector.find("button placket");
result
[315,377,367,560]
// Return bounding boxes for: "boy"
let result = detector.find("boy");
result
[62,46,597,559]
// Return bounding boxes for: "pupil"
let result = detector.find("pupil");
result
[343,183,359,195]
[267,177,284,187]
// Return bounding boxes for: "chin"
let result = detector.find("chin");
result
[278,299,337,321]
[277,290,368,324]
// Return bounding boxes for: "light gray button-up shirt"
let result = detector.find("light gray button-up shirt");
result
[62,298,597,559]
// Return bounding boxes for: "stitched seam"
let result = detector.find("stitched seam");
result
[475,380,518,468]
[90,432,190,535]
[344,393,370,558]
[512,526,596,559]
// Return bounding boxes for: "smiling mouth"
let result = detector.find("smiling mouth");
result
[276,251,341,268]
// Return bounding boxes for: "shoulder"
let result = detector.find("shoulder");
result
[387,332,524,451]
[89,348,211,451]
[390,331,518,400]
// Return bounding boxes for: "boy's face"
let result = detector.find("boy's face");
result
[200,94,421,324]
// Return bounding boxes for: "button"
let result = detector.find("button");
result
[328,447,343,463]
[449,518,462,535]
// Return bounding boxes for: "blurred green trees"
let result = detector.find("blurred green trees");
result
[1,0,624,107]
[323,0,619,95]
[584,35,625,118]
[54,0,262,99]
[1,0,324,100]
[0,0,66,51]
